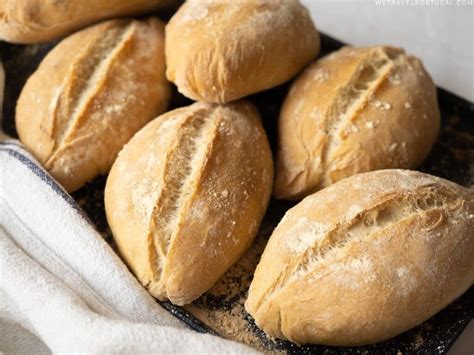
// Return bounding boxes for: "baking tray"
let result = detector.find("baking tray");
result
[2,31,473,354]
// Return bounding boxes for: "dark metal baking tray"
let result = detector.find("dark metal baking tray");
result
[2,32,473,354]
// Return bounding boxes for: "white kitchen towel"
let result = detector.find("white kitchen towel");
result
[0,64,255,353]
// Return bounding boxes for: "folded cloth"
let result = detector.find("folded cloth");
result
[0,62,255,354]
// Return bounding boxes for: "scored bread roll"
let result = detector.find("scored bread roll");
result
[0,0,174,44]
[246,169,474,346]
[105,101,274,305]
[166,0,320,103]
[16,18,170,192]
[275,46,440,200]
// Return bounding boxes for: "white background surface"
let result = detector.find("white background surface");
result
[302,0,474,102]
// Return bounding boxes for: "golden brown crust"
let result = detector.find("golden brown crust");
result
[246,169,474,346]
[274,46,441,200]
[105,101,274,305]
[165,0,320,103]
[0,0,174,43]
[15,18,170,192]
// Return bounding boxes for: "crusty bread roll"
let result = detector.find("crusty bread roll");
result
[105,101,274,305]
[246,169,474,346]
[275,46,440,200]
[16,18,170,192]
[166,0,320,103]
[0,0,174,44]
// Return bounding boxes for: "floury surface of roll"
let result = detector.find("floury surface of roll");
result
[15,18,170,192]
[105,101,274,305]
[275,46,440,200]
[166,0,320,103]
[246,169,474,346]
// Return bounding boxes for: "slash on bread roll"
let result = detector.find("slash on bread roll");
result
[274,46,440,200]
[0,0,174,44]
[246,169,474,346]
[15,18,170,192]
[105,101,274,305]
[165,0,320,104]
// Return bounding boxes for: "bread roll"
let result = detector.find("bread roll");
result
[246,169,474,346]
[0,0,174,43]
[16,18,170,192]
[275,46,440,200]
[166,0,320,103]
[105,101,274,305]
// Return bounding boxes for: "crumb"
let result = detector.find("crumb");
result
[344,124,359,135]
[388,143,398,152]
[389,74,402,85]
[371,99,391,110]
[313,68,330,83]
[382,101,392,110]
[412,333,424,350]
